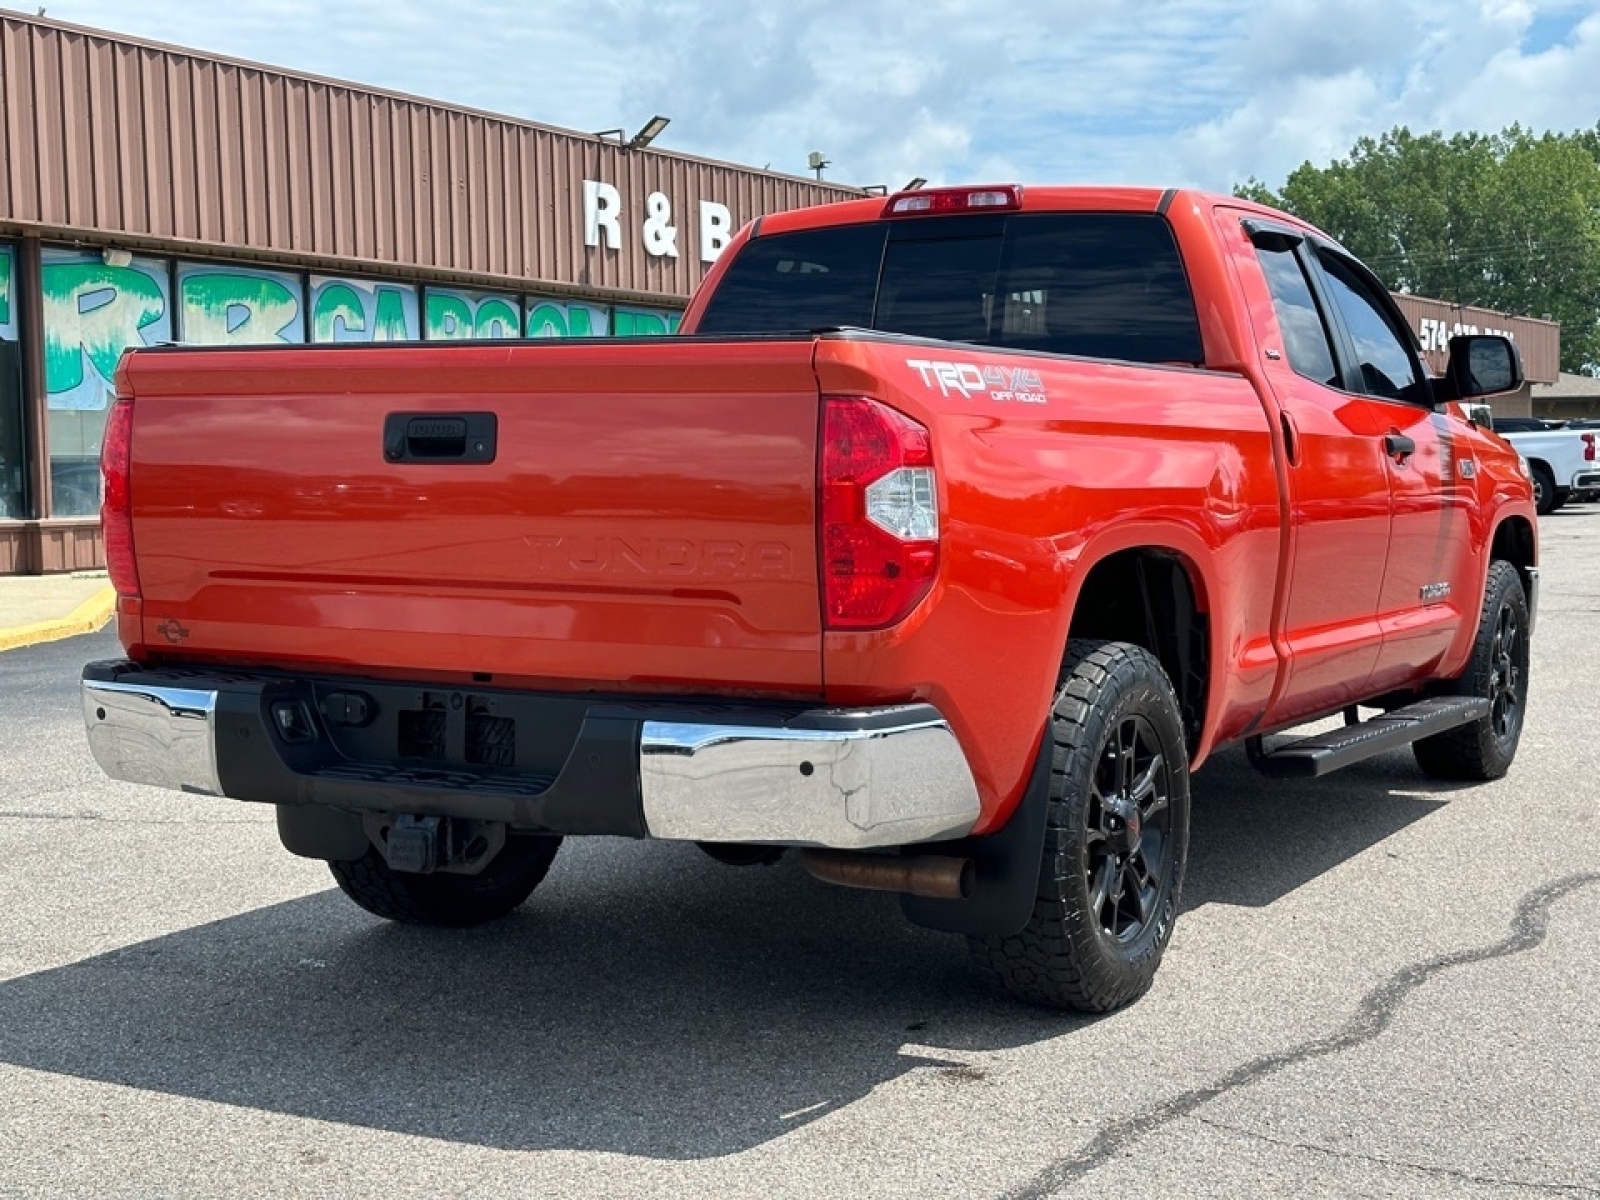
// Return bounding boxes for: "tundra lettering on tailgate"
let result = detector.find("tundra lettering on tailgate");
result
[524,535,793,580]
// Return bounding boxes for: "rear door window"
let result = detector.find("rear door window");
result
[698,212,1204,366]
[1255,243,1339,386]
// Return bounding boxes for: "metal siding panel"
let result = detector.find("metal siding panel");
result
[87,32,121,230]
[192,60,223,244]
[414,108,437,266]
[61,32,97,226]
[447,110,468,269]
[165,57,197,241]
[371,97,399,262]
[240,69,268,247]
[31,28,66,226]
[139,47,171,237]
[334,91,366,262]
[286,77,312,252]
[111,44,145,231]
[307,81,332,254]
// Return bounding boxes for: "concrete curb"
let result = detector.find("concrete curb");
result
[0,587,117,654]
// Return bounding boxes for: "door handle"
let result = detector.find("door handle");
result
[383,412,498,463]
[1384,433,1416,462]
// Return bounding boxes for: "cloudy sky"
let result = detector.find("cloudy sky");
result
[34,0,1600,192]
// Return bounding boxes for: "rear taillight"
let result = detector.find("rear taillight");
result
[883,185,1022,217]
[1584,433,1595,462]
[820,396,938,630]
[101,397,140,599]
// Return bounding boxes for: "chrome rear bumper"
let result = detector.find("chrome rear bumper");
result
[81,663,981,850]
[83,679,223,796]
[640,713,980,848]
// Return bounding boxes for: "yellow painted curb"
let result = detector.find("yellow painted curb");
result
[0,586,117,654]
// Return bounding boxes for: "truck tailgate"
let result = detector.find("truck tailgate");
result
[121,339,824,695]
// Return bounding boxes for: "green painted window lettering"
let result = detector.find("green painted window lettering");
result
[0,246,12,333]
[426,294,474,340]
[527,302,610,338]
[312,283,366,341]
[372,288,413,341]
[42,262,168,401]
[475,297,520,339]
[614,309,670,337]
[180,273,301,344]
[526,302,570,338]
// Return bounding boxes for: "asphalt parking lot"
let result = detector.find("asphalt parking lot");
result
[1,509,1597,1199]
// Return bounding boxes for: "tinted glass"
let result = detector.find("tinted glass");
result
[1255,244,1337,386]
[697,224,884,333]
[698,213,1205,366]
[1317,254,1429,404]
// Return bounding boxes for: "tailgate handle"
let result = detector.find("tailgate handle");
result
[383,412,498,463]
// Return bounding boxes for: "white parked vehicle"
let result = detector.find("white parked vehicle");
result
[1491,418,1598,513]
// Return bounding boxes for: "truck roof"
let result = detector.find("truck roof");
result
[754,185,1337,247]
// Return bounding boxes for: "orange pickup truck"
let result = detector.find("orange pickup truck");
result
[82,185,1537,1011]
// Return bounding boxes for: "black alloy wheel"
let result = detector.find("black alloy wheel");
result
[1085,713,1175,945]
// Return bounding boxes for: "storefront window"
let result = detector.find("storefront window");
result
[177,262,306,344]
[0,244,24,520]
[42,248,173,518]
[310,276,420,342]
[424,287,522,340]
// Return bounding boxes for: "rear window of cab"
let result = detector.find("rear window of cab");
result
[697,212,1204,367]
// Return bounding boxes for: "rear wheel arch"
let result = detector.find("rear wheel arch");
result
[1065,546,1211,757]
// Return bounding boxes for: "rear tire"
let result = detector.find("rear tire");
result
[1530,463,1556,515]
[968,641,1190,1012]
[330,833,561,927]
[1413,561,1529,782]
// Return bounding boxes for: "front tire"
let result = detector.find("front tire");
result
[969,641,1190,1012]
[330,833,562,927]
[1413,561,1529,781]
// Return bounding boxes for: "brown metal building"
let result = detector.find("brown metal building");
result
[0,10,862,573]
[1390,294,1560,416]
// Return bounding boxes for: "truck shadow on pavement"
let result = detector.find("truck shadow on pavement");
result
[1185,743,1455,908]
[0,748,1465,1159]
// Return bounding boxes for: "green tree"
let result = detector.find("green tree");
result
[1237,126,1600,375]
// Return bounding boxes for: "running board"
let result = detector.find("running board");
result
[1251,697,1490,779]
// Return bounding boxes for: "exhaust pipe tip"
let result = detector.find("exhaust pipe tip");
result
[799,849,974,901]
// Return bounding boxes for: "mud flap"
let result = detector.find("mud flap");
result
[899,729,1053,937]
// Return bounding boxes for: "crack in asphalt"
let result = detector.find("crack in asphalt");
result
[1004,872,1600,1200]
[1193,1115,1600,1196]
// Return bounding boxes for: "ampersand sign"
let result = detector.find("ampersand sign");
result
[643,192,679,258]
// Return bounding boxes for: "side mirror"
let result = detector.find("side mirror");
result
[1440,334,1524,401]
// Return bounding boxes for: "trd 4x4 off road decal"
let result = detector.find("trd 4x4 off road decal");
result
[905,359,1048,404]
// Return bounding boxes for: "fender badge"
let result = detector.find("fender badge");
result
[1459,460,1477,479]
[1419,582,1451,603]
[156,618,190,645]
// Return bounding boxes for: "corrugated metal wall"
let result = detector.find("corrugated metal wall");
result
[1392,294,1560,385]
[0,13,861,300]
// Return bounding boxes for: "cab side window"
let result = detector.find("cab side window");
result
[1255,244,1338,387]
[1316,253,1430,405]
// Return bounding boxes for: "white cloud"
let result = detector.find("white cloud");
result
[40,0,1600,194]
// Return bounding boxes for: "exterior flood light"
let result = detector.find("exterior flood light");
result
[629,116,671,149]
[903,177,928,191]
